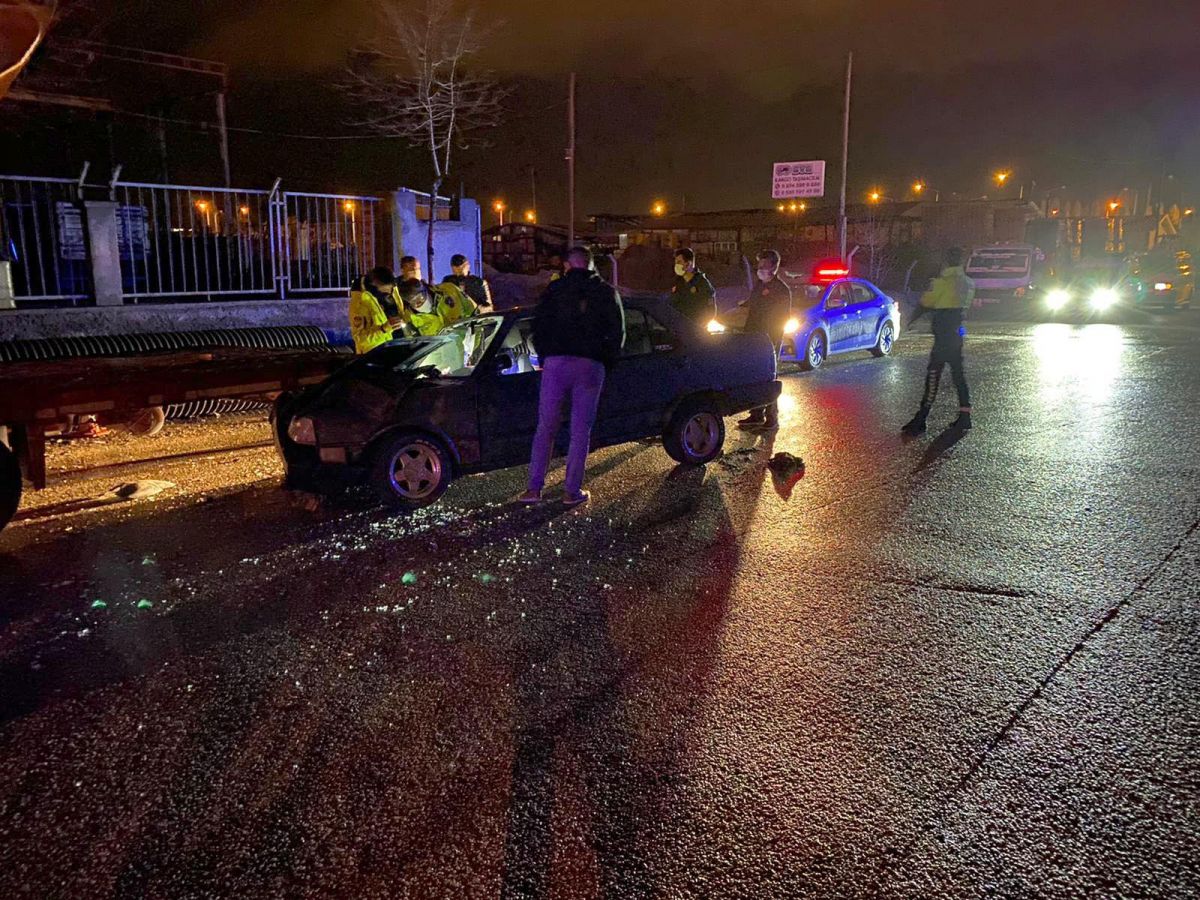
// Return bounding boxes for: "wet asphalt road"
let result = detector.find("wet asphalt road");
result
[2,309,1199,898]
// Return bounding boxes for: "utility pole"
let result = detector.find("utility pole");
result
[215,86,231,188]
[567,72,576,246]
[530,165,538,218]
[838,51,852,262]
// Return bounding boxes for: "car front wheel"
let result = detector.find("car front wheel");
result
[370,432,453,510]
[871,320,895,357]
[663,400,726,466]
[800,330,826,371]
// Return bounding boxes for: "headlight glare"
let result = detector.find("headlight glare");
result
[706,318,726,334]
[783,317,801,335]
[1090,287,1118,310]
[1045,289,1070,310]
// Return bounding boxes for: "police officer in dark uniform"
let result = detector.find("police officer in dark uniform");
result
[442,253,494,313]
[669,247,717,324]
[738,249,792,429]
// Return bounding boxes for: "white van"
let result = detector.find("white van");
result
[966,244,1040,299]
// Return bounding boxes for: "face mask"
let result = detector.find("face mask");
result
[415,294,433,313]
[674,263,686,277]
[757,268,774,283]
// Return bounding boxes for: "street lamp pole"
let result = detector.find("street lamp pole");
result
[838,51,853,262]
[567,72,576,247]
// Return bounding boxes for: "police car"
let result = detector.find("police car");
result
[777,265,901,370]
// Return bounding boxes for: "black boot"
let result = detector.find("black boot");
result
[952,410,972,430]
[901,412,928,436]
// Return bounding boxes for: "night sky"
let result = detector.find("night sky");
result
[12,0,1200,221]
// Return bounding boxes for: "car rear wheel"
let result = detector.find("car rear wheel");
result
[800,330,826,371]
[663,400,726,466]
[0,439,21,532]
[370,432,452,510]
[871,320,895,357]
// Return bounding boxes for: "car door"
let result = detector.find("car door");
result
[823,282,856,352]
[845,281,881,349]
[596,307,682,445]
[476,315,543,469]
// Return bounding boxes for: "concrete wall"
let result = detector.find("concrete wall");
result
[0,297,354,345]
[392,190,482,282]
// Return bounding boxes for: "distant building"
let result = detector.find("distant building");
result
[483,222,570,275]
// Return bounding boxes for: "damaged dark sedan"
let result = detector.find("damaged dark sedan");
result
[273,296,781,509]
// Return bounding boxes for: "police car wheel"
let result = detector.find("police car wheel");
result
[370,433,452,509]
[800,330,826,371]
[663,401,725,466]
[0,440,21,533]
[871,321,895,357]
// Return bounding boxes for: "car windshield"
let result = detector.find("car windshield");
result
[391,315,505,377]
[967,250,1031,275]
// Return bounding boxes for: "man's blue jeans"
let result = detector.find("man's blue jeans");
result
[527,355,606,496]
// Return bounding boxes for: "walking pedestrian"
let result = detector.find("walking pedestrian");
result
[670,247,717,324]
[442,254,494,313]
[737,249,792,430]
[901,246,975,435]
[520,246,625,507]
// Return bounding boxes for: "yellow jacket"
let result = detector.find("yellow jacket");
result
[349,280,403,354]
[920,266,976,310]
[401,282,477,336]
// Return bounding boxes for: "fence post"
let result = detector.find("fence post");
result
[0,262,14,309]
[83,201,124,306]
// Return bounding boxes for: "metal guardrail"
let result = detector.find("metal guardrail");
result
[1,173,381,307]
[0,175,91,304]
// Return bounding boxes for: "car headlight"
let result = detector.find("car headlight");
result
[1090,287,1119,310]
[783,317,801,335]
[706,318,726,334]
[1154,282,1172,291]
[1045,289,1070,310]
[287,415,316,445]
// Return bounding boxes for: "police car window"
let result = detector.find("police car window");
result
[825,283,850,306]
[850,284,874,304]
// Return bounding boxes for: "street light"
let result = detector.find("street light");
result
[994,170,1011,186]
[492,199,506,226]
[1108,200,1121,214]
[868,189,883,203]
[912,181,924,194]
[524,209,536,223]
[343,200,355,213]
[651,200,667,216]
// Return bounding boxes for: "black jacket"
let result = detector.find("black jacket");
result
[744,275,793,343]
[670,270,717,322]
[532,268,626,367]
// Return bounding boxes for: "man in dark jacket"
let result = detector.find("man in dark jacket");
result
[442,253,494,313]
[520,246,626,507]
[738,249,792,429]
[670,247,717,324]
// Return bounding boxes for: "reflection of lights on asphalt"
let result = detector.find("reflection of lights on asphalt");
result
[776,393,796,414]
[1033,323,1125,405]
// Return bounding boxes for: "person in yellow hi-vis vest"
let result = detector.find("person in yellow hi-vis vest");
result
[396,278,478,336]
[349,267,408,354]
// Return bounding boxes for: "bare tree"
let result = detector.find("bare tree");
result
[344,0,506,281]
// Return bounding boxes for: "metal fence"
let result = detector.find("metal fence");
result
[112,181,277,300]
[1,176,91,304]
[282,191,378,294]
[1,174,380,307]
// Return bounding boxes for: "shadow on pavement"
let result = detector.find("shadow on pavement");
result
[913,423,969,473]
